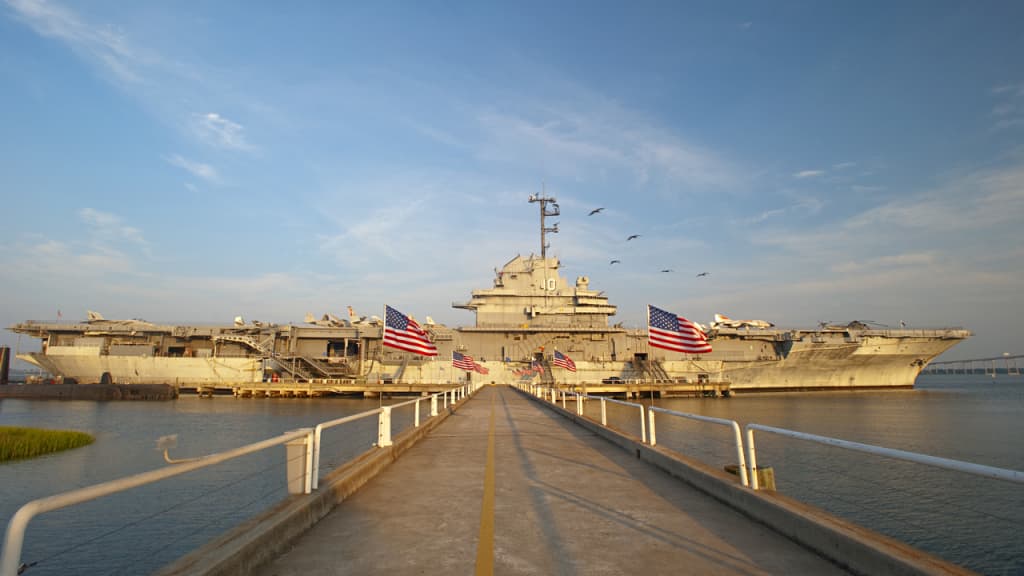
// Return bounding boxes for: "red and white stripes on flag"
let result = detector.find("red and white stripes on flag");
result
[452,351,476,371]
[552,350,577,372]
[383,305,438,356]
[648,305,712,354]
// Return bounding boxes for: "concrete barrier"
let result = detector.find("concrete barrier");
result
[518,389,975,576]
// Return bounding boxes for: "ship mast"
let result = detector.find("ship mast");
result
[528,191,559,260]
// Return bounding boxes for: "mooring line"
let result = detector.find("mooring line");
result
[475,390,497,575]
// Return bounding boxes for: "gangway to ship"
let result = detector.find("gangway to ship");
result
[633,357,673,382]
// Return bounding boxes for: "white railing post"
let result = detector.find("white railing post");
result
[561,390,567,409]
[731,422,749,487]
[431,394,438,417]
[639,405,647,444]
[601,398,607,426]
[550,389,556,404]
[312,425,322,491]
[414,398,421,427]
[648,408,657,446]
[304,429,314,494]
[378,406,393,447]
[746,428,760,490]
[577,394,583,415]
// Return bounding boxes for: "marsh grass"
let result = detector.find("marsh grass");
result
[0,426,94,462]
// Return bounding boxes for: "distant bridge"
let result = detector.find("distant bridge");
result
[922,354,1022,376]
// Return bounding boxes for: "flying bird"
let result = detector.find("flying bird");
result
[660,269,673,273]
[626,234,641,241]
[609,259,621,265]
[696,272,710,277]
[588,207,604,216]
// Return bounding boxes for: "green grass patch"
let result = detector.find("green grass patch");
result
[0,426,95,462]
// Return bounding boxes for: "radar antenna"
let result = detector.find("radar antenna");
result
[528,189,559,260]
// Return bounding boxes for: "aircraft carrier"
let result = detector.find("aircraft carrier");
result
[7,196,971,395]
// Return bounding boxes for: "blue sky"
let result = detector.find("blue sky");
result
[1,0,1022,362]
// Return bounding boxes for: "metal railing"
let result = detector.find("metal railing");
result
[649,407,748,487]
[1,383,479,576]
[519,384,1024,492]
[312,384,468,489]
[0,429,312,576]
[744,423,1024,490]
[526,384,648,442]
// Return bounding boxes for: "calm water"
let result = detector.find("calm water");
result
[2,377,1022,575]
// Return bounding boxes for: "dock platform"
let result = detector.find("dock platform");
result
[252,385,849,575]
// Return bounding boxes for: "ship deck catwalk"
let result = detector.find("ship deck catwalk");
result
[253,386,850,576]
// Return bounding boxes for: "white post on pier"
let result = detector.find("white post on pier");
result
[378,406,393,447]
[648,408,657,446]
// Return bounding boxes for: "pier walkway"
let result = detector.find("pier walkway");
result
[254,386,850,576]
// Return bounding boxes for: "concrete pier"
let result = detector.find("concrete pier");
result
[157,385,973,576]
[251,386,846,575]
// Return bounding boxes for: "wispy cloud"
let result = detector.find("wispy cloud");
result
[5,210,151,283]
[318,193,435,267]
[991,82,1024,131]
[846,165,1024,231]
[165,154,219,182]
[405,119,466,150]
[832,252,939,274]
[79,208,150,251]
[755,162,1024,274]
[736,208,785,225]
[832,161,856,170]
[476,103,741,192]
[7,1,262,155]
[6,0,148,83]
[191,112,254,151]
[732,191,823,226]
[851,185,885,193]
[793,169,825,179]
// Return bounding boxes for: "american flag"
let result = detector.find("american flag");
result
[472,362,490,375]
[383,305,438,356]
[648,305,712,354]
[552,350,577,372]
[531,359,545,374]
[452,351,476,371]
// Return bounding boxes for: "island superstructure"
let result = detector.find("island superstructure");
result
[8,196,971,393]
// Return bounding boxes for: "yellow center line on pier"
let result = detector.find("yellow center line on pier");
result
[475,391,497,576]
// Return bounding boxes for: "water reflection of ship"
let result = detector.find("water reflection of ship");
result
[8,196,970,393]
